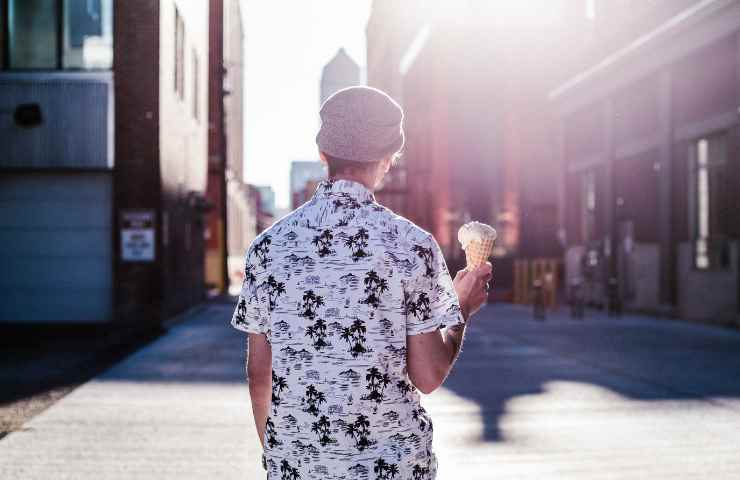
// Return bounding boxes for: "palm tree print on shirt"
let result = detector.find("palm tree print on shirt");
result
[361,270,389,308]
[265,416,282,448]
[361,367,391,404]
[397,380,416,397]
[300,290,324,319]
[332,192,362,212]
[374,458,400,480]
[311,229,334,257]
[302,384,327,416]
[311,414,336,446]
[412,464,430,480]
[280,459,300,480]
[272,371,288,409]
[264,275,286,311]
[411,244,435,278]
[345,227,370,261]
[403,291,432,321]
[340,319,368,357]
[233,296,247,327]
[302,291,329,350]
[341,413,375,451]
[411,408,429,432]
[244,261,257,286]
[253,235,272,268]
[305,318,330,351]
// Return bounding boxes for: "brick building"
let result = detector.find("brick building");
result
[204,0,252,294]
[366,1,589,289]
[552,0,740,324]
[0,0,210,325]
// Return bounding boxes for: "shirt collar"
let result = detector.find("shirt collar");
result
[314,178,376,204]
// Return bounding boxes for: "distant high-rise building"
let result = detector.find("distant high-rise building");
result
[253,185,276,218]
[290,161,327,209]
[320,48,361,105]
[250,185,277,233]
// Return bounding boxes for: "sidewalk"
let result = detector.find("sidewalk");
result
[0,302,263,480]
[2,302,739,479]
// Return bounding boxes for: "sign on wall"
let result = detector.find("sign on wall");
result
[120,210,156,262]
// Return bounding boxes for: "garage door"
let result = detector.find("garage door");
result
[0,174,113,323]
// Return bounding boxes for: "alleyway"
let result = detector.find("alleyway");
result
[2,302,739,479]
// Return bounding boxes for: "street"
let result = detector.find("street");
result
[1,301,739,479]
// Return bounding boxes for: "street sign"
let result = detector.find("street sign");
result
[120,210,156,262]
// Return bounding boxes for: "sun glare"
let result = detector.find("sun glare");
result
[431,0,566,27]
[493,0,563,24]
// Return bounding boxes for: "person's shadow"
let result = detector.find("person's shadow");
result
[440,303,740,442]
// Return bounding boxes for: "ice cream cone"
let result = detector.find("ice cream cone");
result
[464,237,495,271]
[458,221,497,271]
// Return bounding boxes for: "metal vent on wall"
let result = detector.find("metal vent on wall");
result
[0,73,113,169]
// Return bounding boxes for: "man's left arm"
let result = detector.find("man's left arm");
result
[247,332,272,448]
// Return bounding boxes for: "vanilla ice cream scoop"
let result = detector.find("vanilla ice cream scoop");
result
[458,222,497,250]
[458,221,497,270]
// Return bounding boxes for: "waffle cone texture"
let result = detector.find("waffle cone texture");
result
[465,238,495,271]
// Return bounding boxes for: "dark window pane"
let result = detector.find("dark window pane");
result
[8,0,58,69]
[0,4,5,67]
[63,0,113,69]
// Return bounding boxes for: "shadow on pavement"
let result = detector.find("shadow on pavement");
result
[441,303,740,442]
[9,297,740,448]
[0,323,163,434]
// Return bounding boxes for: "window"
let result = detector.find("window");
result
[62,0,113,69]
[4,0,113,70]
[174,7,185,98]
[191,49,199,120]
[8,0,58,69]
[581,170,597,242]
[691,133,729,270]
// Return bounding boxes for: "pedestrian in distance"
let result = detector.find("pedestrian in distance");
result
[231,86,492,479]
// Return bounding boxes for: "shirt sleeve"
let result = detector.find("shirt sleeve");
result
[231,239,272,335]
[404,233,465,336]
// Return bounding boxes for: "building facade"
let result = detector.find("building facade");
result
[552,0,740,324]
[290,160,327,210]
[204,0,252,294]
[366,1,590,289]
[251,184,276,233]
[0,0,210,324]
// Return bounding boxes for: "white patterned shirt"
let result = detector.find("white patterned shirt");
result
[231,178,464,480]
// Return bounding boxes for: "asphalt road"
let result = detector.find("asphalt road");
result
[1,301,739,479]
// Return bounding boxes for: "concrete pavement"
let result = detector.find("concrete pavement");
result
[0,302,263,480]
[428,305,740,479]
[1,302,740,479]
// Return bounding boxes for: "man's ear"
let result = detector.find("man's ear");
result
[383,155,392,173]
[318,151,328,164]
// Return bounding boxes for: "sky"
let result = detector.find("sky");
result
[240,0,372,209]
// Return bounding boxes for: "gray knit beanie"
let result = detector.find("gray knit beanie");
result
[316,86,404,162]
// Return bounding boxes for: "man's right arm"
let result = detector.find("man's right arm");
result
[247,332,272,448]
[406,264,491,394]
